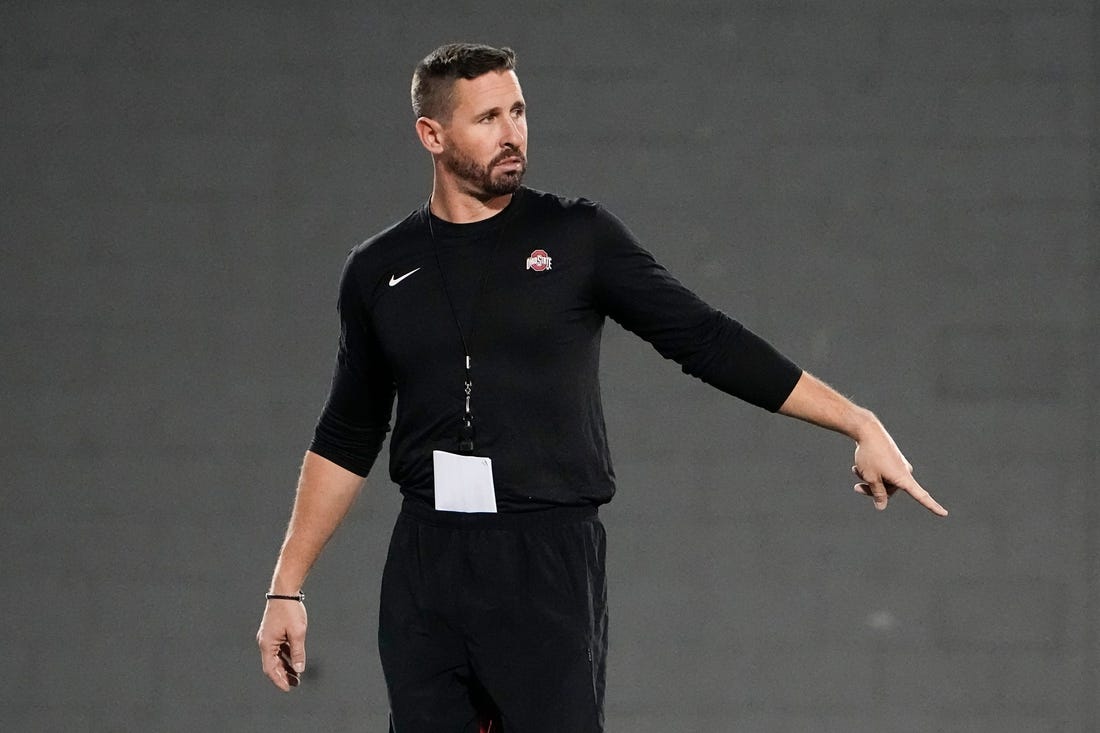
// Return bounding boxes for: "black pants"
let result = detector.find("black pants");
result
[379,499,608,733]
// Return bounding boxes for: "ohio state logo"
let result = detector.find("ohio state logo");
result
[526,249,552,271]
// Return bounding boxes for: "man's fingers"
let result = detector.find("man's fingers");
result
[853,482,897,495]
[853,464,888,506]
[259,637,292,692]
[853,466,888,508]
[279,644,302,687]
[853,465,888,508]
[856,478,948,517]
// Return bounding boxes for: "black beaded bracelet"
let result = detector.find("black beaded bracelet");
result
[266,592,305,602]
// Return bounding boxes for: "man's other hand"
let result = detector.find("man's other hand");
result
[257,599,308,691]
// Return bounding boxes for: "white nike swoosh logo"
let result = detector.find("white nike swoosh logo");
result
[388,268,421,287]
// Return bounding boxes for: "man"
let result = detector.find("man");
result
[256,43,947,732]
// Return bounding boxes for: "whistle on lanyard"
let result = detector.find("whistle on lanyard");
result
[458,412,475,454]
[459,359,475,453]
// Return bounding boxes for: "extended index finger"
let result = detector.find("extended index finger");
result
[894,475,948,517]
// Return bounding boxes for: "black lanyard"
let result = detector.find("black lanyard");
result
[424,195,519,452]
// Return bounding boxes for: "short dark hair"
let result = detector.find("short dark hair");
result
[411,43,517,121]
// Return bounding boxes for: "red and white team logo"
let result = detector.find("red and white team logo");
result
[526,249,552,272]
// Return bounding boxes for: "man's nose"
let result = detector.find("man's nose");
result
[501,117,524,146]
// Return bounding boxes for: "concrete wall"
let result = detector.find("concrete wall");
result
[2,1,1096,730]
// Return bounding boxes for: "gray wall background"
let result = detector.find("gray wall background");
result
[3,1,1097,731]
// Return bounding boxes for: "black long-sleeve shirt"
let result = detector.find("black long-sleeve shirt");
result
[310,187,802,511]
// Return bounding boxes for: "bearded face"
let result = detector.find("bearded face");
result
[432,70,529,201]
[442,142,527,198]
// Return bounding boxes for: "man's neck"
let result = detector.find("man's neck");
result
[428,182,514,224]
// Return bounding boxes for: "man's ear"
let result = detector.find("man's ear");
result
[415,116,445,154]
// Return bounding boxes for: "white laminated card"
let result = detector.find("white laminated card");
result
[432,450,498,513]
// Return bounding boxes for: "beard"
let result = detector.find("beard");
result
[442,145,527,198]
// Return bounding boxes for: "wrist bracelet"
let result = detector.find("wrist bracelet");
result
[266,592,305,602]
